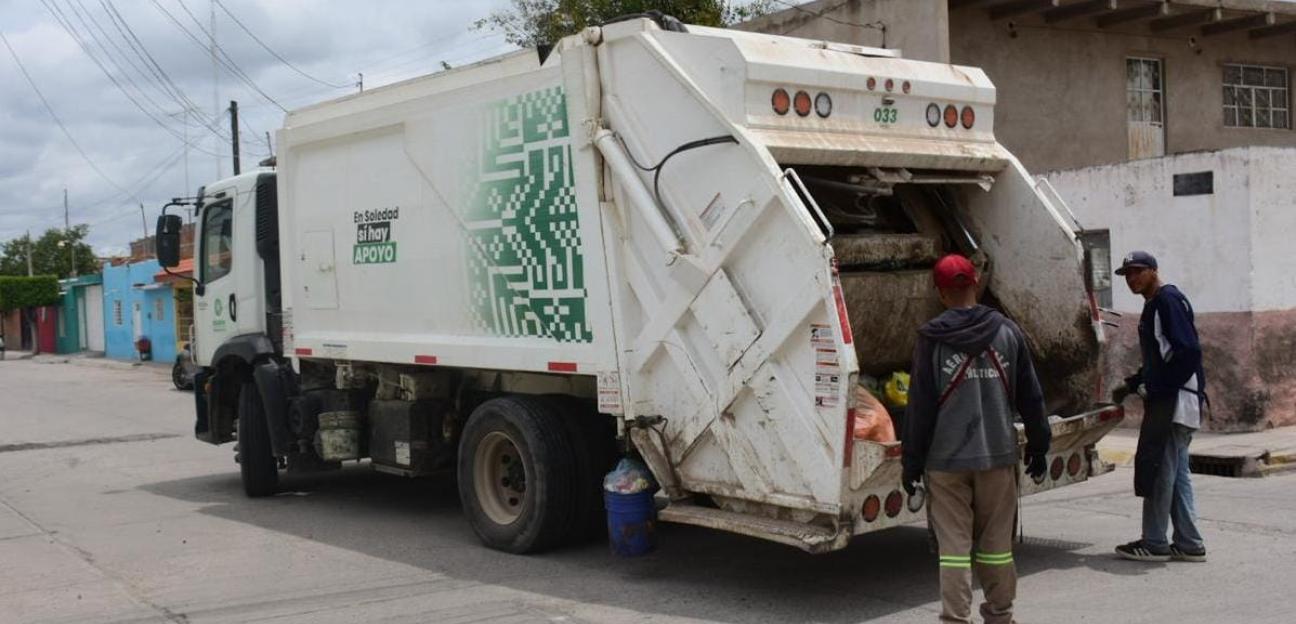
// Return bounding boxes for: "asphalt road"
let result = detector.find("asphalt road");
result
[1,358,1293,624]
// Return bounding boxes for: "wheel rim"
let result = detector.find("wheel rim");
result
[473,431,527,525]
[173,364,185,388]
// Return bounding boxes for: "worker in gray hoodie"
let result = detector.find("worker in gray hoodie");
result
[902,254,1051,624]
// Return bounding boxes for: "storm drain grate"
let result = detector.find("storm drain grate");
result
[1189,455,1251,478]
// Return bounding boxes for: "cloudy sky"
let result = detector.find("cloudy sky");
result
[0,0,559,256]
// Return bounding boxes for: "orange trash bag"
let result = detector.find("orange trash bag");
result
[853,383,897,443]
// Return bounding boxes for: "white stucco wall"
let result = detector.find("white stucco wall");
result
[1043,148,1286,315]
[1246,148,1296,312]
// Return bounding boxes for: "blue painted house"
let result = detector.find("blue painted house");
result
[102,260,178,363]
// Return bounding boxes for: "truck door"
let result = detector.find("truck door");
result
[194,197,236,365]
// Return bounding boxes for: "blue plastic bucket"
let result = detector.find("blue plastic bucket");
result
[604,491,657,556]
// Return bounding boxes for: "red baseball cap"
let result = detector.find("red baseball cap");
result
[933,254,978,289]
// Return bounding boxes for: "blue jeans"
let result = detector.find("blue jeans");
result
[1142,424,1205,551]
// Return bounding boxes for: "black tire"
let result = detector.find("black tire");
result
[172,359,192,391]
[457,396,575,554]
[238,380,279,497]
[543,396,618,545]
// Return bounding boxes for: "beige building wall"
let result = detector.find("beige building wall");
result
[950,7,1296,172]
[735,0,950,63]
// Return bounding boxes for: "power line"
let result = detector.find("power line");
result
[213,0,348,89]
[37,0,226,155]
[0,29,131,196]
[99,0,231,140]
[146,0,287,112]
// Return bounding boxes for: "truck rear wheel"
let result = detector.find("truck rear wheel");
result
[238,380,279,497]
[457,397,575,554]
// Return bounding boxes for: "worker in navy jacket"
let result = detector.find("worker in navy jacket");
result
[1111,251,1207,563]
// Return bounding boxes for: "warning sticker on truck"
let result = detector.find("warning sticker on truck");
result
[353,208,399,264]
[812,324,841,408]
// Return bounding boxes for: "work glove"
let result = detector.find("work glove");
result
[1026,453,1048,481]
[902,466,922,497]
[1110,383,1132,405]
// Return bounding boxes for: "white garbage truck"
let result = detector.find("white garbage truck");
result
[155,16,1123,554]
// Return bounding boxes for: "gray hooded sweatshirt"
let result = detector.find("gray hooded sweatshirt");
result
[902,305,1051,474]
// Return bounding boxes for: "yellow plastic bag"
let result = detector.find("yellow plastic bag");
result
[883,371,910,409]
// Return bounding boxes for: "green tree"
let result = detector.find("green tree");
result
[0,226,98,278]
[475,0,774,48]
[0,275,61,355]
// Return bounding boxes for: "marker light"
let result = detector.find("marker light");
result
[794,90,812,117]
[961,106,976,129]
[772,88,790,115]
[944,105,959,128]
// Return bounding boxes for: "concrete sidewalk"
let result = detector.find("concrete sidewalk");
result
[27,352,171,374]
[1098,425,1296,477]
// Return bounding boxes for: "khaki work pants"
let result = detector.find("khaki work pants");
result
[928,466,1018,624]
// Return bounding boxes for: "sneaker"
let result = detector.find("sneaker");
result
[1115,540,1171,562]
[1170,544,1207,562]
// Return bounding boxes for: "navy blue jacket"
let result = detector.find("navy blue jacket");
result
[1132,285,1205,401]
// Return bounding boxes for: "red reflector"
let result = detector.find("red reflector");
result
[943,105,958,128]
[294,348,313,356]
[831,260,854,345]
[548,361,578,373]
[793,90,812,117]
[862,495,881,522]
[1050,457,1064,481]
[1100,406,1125,422]
[1067,453,1083,477]
[867,77,876,91]
[414,355,438,365]
[885,444,903,459]
[771,88,790,115]
[884,491,904,518]
[844,408,857,468]
[961,106,976,129]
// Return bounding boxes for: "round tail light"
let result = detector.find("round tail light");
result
[815,92,832,118]
[884,490,904,518]
[1067,452,1083,477]
[943,105,958,128]
[862,495,881,522]
[884,78,894,92]
[793,90,812,117]
[902,80,912,94]
[867,77,877,91]
[926,103,941,127]
[961,106,976,129]
[771,88,790,116]
[1050,456,1065,481]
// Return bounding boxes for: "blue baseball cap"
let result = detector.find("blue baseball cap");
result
[1114,250,1158,276]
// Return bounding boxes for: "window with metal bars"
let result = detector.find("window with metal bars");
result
[1223,64,1289,130]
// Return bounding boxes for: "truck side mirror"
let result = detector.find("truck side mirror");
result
[156,214,183,268]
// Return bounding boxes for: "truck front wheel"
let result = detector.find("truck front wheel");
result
[457,397,575,554]
[237,380,279,497]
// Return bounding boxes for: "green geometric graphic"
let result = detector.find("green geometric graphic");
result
[462,86,593,343]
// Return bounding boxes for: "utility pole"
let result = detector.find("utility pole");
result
[65,188,76,278]
[357,72,364,93]
[140,203,149,255]
[25,229,33,277]
[230,100,240,175]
